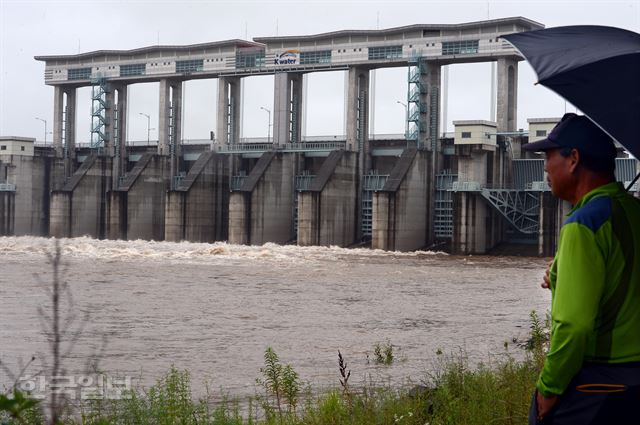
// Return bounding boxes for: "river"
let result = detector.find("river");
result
[0,236,550,400]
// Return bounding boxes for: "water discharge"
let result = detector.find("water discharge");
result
[0,236,550,399]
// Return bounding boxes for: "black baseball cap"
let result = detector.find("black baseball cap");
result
[523,113,617,158]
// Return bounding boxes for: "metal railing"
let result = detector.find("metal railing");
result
[230,172,248,191]
[221,143,273,153]
[0,183,16,191]
[172,175,185,190]
[294,174,316,191]
[283,141,346,152]
[526,181,551,192]
[451,181,482,192]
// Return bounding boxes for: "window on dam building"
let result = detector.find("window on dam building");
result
[300,50,331,65]
[120,63,146,77]
[68,67,92,80]
[368,45,402,60]
[442,40,479,55]
[176,59,204,73]
[236,48,265,69]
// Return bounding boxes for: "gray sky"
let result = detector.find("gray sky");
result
[1,0,639,143]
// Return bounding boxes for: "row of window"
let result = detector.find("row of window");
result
[236,53,265,68]
[176,59,204,73]
[300,50,331,64]
[68,67,92,80]
[0,146,25,151]
[368,45,403,60]
[120,63,146,76]
[66,39,486,79]
[442,40,479,55]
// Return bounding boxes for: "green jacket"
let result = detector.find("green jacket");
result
[537,182,640,397]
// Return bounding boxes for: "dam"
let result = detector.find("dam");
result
[0,17,638,255]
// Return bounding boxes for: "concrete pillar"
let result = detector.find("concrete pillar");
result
[53,86,64,158]
[346,67,370,242]
[346,67,370,171]
[297,151,358,247]
[180,152,229,243]
[273,72,303,146]
[65,88,77,158]
[159,79,171,155]
[49,191,71,238]
[112,85,128,187]
[165,190,185,242]
[496,58,518,132]
[228,152,295,245]
[53,86,77,163]
[420,61,441,245]
[216,77,241,145]
[371,149,429,251]
[228,192,250,245]
[0,192,15,236]
[452,191,490,254]
[107,190,127,240]
[126,155,168,241]
[419,61,441,152]
[61,88,77,179]
[158,79,183,158]
[105,85,116,157]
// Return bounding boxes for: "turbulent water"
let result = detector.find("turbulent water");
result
[0,236,550,399]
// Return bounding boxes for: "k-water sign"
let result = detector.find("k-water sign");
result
[274,50,300,65]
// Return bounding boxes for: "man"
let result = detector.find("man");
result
[523,113,640,424]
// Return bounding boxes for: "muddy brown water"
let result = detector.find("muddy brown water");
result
[0,236,550,399]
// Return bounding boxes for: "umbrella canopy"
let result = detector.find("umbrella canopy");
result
[502,26,640,160]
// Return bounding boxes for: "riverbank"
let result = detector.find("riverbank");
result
[4,312,547,424]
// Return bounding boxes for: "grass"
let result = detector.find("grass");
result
[1,311,548,425]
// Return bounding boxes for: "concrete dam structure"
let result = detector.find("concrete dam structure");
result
[1,17,638,255]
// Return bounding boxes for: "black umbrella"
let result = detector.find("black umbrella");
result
[501,26,640,166]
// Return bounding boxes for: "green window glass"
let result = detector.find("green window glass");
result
[176,60,204,73]
[120,63,146,76]
[368,46,403,60]
[442,40,479,55]
[300,50,331,65]
[236,48,265,69]
[68,67,92,80]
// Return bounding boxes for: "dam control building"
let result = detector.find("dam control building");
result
[1,17,638,254]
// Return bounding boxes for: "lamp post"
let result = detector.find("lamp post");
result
[35,117,47,144]
[396,101,408,139]
[139,112,151,145]
[260,107,271,144]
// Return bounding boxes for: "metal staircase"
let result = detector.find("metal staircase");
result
[407,57,426,148]
[90,77,109,151]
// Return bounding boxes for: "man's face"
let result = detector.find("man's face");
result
[544,148,577,201]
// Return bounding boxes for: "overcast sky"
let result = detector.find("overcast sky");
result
[0,0,639,143]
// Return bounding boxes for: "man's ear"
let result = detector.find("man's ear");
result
[568,148,580,173]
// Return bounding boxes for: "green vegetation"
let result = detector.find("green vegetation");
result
[373,340,395,366]
[1,311,549,425]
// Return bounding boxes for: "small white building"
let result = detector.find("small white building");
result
[0,137,35,157]
[453,120,497,145]
[527,118,561,141]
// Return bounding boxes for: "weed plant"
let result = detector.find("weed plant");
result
[373,340,395,366]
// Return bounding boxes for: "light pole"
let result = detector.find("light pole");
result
[260,107,271,144]
[396,101,408,139]
[35,117,47,144]
[139,112,151,145]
